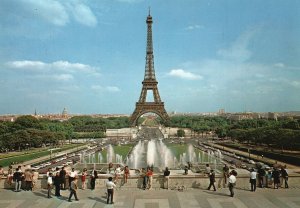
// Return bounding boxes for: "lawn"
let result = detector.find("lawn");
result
[0,144,83,167]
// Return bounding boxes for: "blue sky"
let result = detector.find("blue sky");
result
[0,0,299,115]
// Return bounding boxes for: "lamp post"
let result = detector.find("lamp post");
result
[50,149,53,160]
[248,148,250,160]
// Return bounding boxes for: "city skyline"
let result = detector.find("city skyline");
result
[0,0,299,115]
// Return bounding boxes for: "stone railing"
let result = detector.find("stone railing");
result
[1,173,300,190]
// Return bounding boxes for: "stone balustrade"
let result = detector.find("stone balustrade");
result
[1,173,300,190]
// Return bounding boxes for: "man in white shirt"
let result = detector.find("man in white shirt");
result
[69,168,77,189]
[47,172,53,198]
[249,168,257,192]
[106,177,116,204]
[228,170,237,197]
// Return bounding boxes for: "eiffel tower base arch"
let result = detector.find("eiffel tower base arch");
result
[130,102,169,126]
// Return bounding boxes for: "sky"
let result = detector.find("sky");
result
[0,0,299,115]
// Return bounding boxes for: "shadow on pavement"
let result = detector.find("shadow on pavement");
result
[203,190,229,197]
[88,196,106,203]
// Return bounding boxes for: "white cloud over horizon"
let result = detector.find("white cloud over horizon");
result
[6,60,100,76]
[91,85,121,92]
[167,69,203,80]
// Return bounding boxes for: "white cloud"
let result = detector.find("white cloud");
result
[53,74,74,81]
[6,60,99,75]
[18,0,97,27]
[217,26,260,62]
[91,85,120,92]
[168,69,202,80]
[185,24,204,30]
[106,86,120,92]
[23,0,69,26]
[68,2,97,27]
[6,60,47,71]
[274,62,285,68]
[290,81,300,88]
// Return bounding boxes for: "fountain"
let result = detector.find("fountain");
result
[75,128,224,175]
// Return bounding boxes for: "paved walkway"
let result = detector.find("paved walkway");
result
[0,187,299,208]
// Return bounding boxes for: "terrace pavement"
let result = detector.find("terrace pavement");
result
[0,186,299,208]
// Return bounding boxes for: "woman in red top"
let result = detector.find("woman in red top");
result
[146,167,153,189]
[81,168,87,190]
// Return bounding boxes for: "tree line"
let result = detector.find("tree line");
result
[168,115,300,150]
[0,115,130,152]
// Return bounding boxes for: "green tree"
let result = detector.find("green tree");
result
[177,129,185,137]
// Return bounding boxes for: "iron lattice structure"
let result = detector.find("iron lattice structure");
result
[130,12,169,126]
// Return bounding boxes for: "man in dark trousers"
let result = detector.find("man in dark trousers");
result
[249,168,257,192]
[106,177,116,204]
[163,167,170,189]
[68,177,79,202]
[258,167,266,188]
[281,166,289,188]
[207,169,216,191]
[59,166,67,190]
[13,168,23,192]
[90,168,98,190]
[54,172,61,197]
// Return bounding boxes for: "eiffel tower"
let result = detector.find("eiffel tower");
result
[130,11,169,126]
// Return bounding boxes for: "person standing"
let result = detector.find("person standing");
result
[59,166,67,190]
[281,166,288,188]
[272,168,280,189]
[47,172,53,198]
[68,177,79,202]
[228,170,237,197]
[81,168,87,190]
[123,166,130,184]
[257,167,266,188]
[207,169,216,191]
[32,169,39,191]
[249,168,257,192]
[114,165,121,184]
[54,172,61,197]
[7,165,14,187]
[163,167,170,189]
[141,168,147,190]
[222,164,229,188]
[68,168,77,189]
[266,170,272,188]
[106,177,116,204]
[146,167,153,190]
[13,168,22,192]
[90,168,98,190]
[24,169,33,191]
[17,166,24,190]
